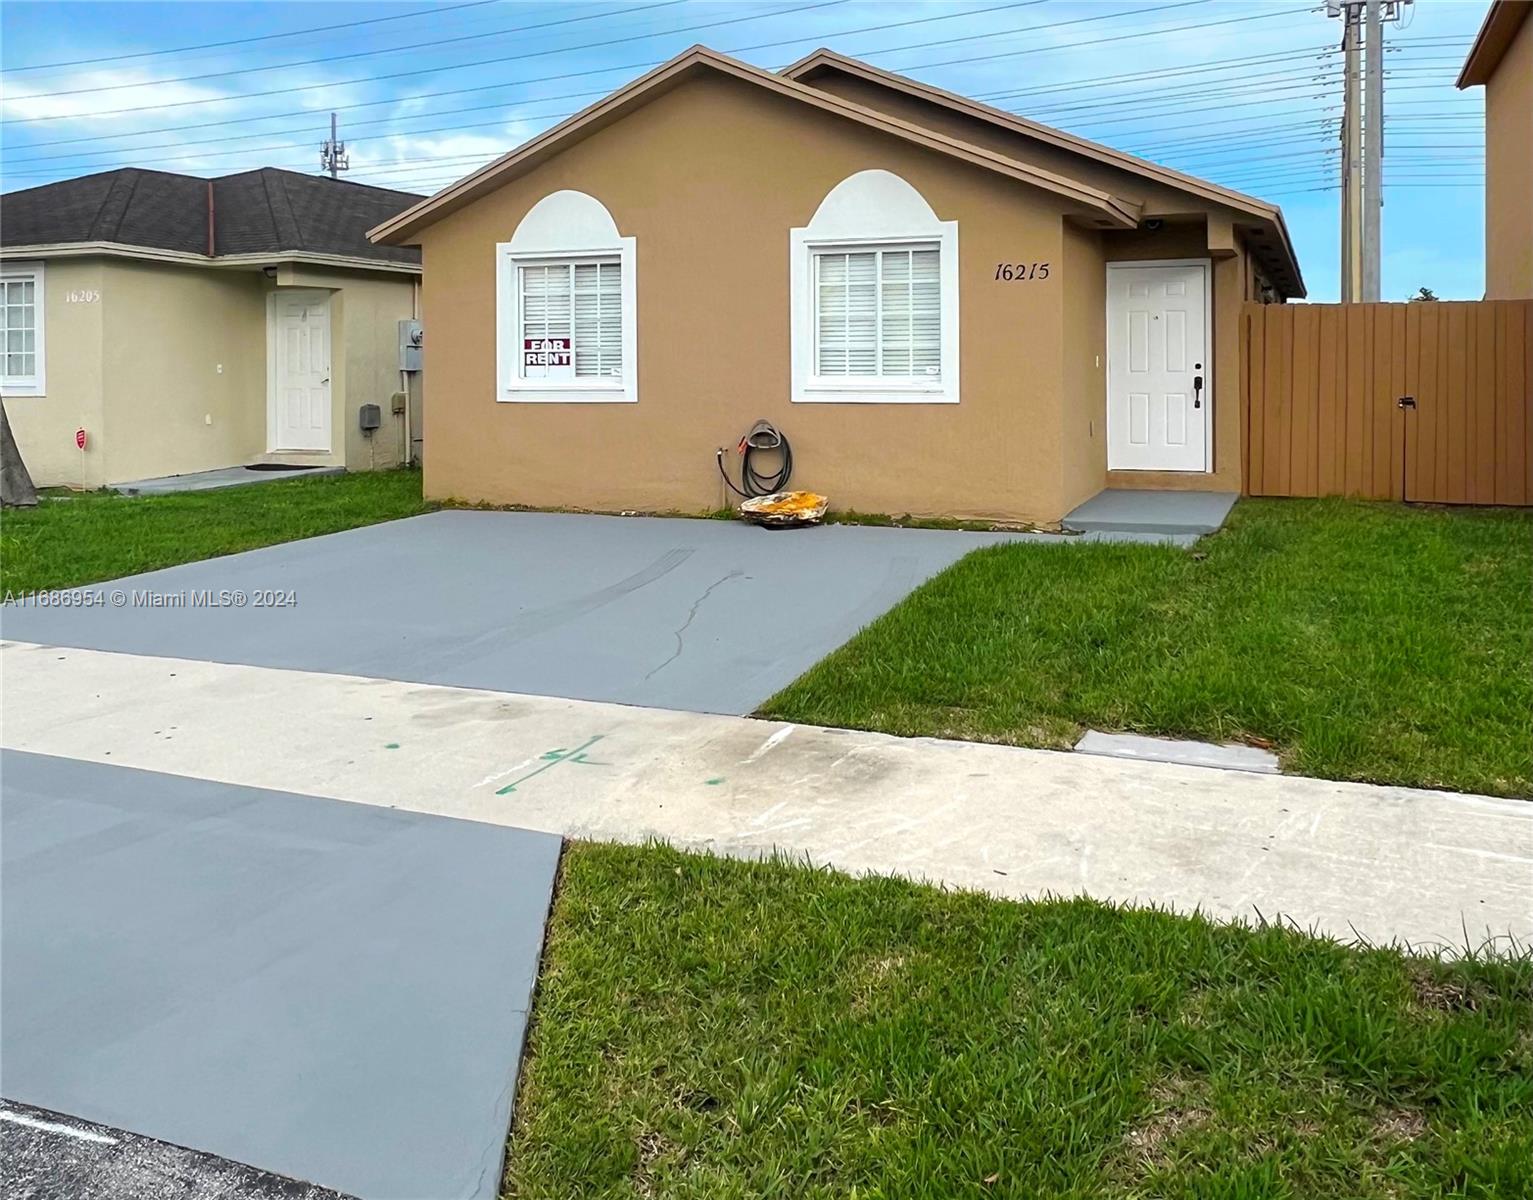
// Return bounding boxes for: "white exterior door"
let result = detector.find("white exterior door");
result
[1106,261,1209,472]
[269,291,332,452]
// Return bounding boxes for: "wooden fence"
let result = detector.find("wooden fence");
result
[1241,300,1532,505]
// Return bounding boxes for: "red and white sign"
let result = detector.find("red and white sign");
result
[523,337,571,369]
[75,428,87,450]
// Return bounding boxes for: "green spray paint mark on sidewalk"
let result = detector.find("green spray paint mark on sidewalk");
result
[497,735,608,795]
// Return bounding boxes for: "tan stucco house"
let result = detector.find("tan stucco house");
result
[1,167,423,489]
[370,47,1303,524]
[1458,0,1532,300]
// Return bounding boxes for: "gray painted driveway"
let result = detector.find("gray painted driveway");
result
[0,751,560,1200]
[0,509,1064,713]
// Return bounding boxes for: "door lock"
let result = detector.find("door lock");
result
[1193,373,1204,409]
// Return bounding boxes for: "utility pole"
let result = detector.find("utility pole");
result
[1337,3,1363,303]
[1330,0,1408,300]
[1361,0,1384,301]
[320,112,349,179]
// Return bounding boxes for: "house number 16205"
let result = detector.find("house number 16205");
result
[994,262,1050,281]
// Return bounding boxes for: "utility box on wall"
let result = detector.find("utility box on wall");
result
[398,319,423,372]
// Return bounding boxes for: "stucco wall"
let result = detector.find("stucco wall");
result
[4,258,107,488]
[6,257,416,488]
[1484,12,1533,299]
[104,259,268,482]
[1059,223,1107,515]
[418,74,1080,522]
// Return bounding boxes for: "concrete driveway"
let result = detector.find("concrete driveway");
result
[1,509,1100,714]
[1,750,560,1200]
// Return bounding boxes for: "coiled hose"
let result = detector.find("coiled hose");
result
[717,420,792,499]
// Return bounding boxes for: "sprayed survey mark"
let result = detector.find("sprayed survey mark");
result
[496,735,610,795]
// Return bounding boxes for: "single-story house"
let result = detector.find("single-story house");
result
[1457,0,1532,300]
[369,46,1304,524]
[1,167,423,489]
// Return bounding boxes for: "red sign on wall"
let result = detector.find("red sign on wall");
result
[75,428,87,450]
[523,337,571,368]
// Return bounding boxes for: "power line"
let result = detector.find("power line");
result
[5,5,1310,181]
[3,0,848,124]
[0,0,1288,154]
[837,3,1312,78]
[24,3,696,98]
[4,0,1043,154]
[5,0,1291,129]
[3,0,500,73]
[4,0,1472,197]
[13,59,1355,174]
[1,0,1049,166]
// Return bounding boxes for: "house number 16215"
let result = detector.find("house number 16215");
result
[994,262,1050,281]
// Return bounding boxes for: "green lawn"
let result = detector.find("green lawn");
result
[505,843,1532,1199]
[0,469,432,594]
[762,499,1533,798]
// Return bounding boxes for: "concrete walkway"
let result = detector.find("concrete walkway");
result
[112,465,344,495]
[5,640,1528,952]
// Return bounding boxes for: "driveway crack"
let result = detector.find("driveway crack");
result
[645,570,744,680]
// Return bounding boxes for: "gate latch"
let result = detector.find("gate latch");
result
[1397,395,1417,410]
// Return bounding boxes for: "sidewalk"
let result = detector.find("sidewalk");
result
[4,639,1529,951]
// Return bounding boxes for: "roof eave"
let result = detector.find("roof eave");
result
[783,49,1306,298]
[0,242,421,274]
[1456,0,1529,87]
[368,45,1138,245]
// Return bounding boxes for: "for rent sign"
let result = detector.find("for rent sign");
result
[523,337,571,368]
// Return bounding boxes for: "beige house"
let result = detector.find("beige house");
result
[1,168,423,489]
[371,47,1303,524]
[1458,0,1532,300]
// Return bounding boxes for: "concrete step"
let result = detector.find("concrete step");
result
[1063,488,1237,537]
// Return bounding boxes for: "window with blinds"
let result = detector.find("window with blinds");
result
[517,259,622,380]
[1,271,40,389]
[814,246,940,381]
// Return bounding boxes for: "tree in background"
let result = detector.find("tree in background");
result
[1,400,39,507]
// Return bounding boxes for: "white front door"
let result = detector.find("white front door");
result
[269,290,332,452]
[1106,261,1209,472]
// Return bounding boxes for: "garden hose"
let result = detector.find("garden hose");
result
[717,420,793,499]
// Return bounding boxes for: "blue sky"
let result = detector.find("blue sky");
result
[1,0,1489,299]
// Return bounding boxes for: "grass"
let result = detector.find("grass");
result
[505,842,1533,1199]
[761,499,1533,798]
[0,468,432,594]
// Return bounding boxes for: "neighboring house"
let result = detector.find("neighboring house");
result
[0,168,423,489]
[1457,0,1532,300]
[370,46,1303,524]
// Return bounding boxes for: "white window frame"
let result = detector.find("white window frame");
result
[790,227,958,405]
[0,260,46,397]
[496,240,636,404]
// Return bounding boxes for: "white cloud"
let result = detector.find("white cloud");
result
[1,69,231,123]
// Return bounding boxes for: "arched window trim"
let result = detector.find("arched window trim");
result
[789,170,959,405]
[495,190,638,404]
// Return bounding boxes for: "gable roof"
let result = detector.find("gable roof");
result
[3,167,422,267]
[368,45,1141,245]
[1456,0,1531,87]
[783,49,1304,298]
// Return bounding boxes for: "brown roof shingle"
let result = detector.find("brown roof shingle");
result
[2,166,422,265]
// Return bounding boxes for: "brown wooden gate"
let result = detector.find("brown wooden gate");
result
[1241,300,1532,505]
